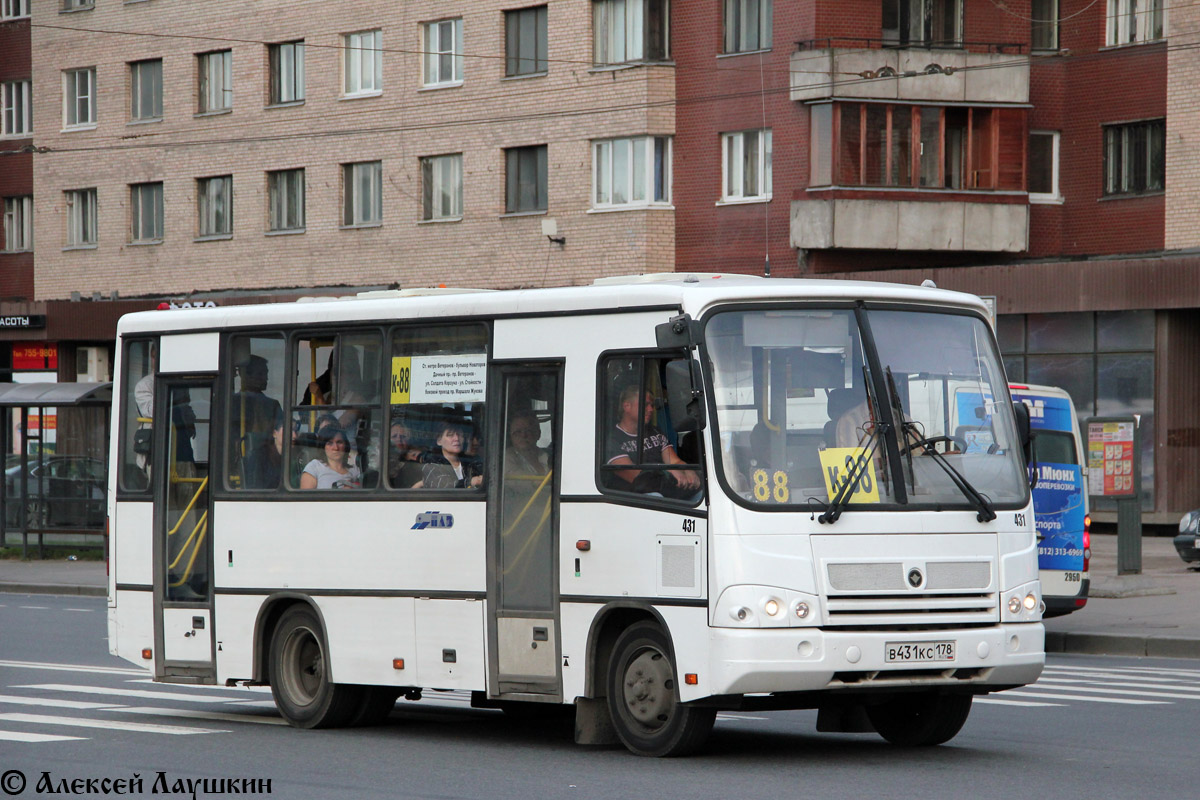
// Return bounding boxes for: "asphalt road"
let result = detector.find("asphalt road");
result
[0,594,1196,800]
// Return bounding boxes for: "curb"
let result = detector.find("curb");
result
[0,583,106,597]
[1046,630,1200,660]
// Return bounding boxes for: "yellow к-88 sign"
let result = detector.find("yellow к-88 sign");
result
[818,447,880,503]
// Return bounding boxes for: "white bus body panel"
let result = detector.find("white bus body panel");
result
[110,589,154,668]
[112,501,153,588]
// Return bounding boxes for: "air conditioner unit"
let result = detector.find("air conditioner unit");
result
[77,346,110,382]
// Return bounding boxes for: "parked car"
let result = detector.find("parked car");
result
[1176,510,1200,565]
[3,456,107,529]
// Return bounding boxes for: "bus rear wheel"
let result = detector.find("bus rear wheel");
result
[269,605,362,729]
[867,692,973,747]
[606,622,715,757]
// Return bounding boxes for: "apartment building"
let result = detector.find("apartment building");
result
[672,0,1196,522]
[31,0,678,303]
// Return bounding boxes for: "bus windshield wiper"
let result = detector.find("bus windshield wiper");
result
[886,368,997,523]
[818,422,884,525]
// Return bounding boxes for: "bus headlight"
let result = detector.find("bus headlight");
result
[1023,592,1037,611]
[1002,581,1043,622]
[714,586,821,628]
[1008,596,1022,614]
[793,601,810,620]
[763,598,781,617]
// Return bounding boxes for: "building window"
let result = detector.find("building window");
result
[593,136,671,207]
[2,196,32,252]
[268,169,305,232]
[269,41,305,105]
[1107,0,1164,45]
[594,0,669,65]
[421,154,462,221]
[505,145,548,213]
[721,129,771,201]
[999,311,1156,510]
[198,50,233,113]
[61,0,92,10]
[130,182,164,243]
[63,67,96,128]
[2,0,31,20]
[343,30,382,96]
[343,161,382,226]
[65,188,97,247]
[130,59,163,121]
[423,19,464,86]
[882,0,962,47]
[1031,0,1059,51]
[198,175,232,238]
[1,80,31,136]
[1103,119,1164,196]
[505,6,548,76]
[1029,131,1060,202]
[724,0,771,53]
[826,103,1025,191]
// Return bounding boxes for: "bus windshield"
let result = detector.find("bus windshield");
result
[706,306,1027,511]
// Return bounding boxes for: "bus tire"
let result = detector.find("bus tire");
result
[606,621,715,757]
[866,692,973,747]
[269,605,362,729]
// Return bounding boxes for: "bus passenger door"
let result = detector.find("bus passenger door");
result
[152,378,215,681]
[487,363,563,699]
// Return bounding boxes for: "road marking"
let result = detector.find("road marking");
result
[1039,675,1200,692]
[0,712,224,735]
[0,730,87,742]
[13,684,262,704]
[126,678,271,694]
[1002,691,1167,705]
[716,713,761,721]
[1028,681,1200,701]
[1046,665,1200,679]
[112,707,287,726]
[64,608,93,613]
[18,606,48,610]
[0,694,119,710]
[975,698,1065,707]
[0,659,147,676]
[1042,671,1185,686]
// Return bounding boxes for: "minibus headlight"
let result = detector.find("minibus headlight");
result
[1023,592,1038,611]
[730,606,752,623]
[763,598,780,617]
[1008,596,1022,614]
[793,601,810,620]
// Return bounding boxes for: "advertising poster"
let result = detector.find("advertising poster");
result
[1032,461,1086,570]
[1086,420,1136,497]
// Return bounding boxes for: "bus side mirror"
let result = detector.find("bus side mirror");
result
[1012,401,1031,450]
[665,358,706,433]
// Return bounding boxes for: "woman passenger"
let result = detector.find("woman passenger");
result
[299,427,362,490]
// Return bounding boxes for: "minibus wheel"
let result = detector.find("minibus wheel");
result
[606,621,715,757]
[269,604,362,728]
[866,692,973,746]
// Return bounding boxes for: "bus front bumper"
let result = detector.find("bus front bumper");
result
[697,623,1044,700]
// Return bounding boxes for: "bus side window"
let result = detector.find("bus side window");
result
[119,339,156,493]
[226,334,286,490]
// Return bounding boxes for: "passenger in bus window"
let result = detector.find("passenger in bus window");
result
[506,413,548,476]
[420,421,483,489]
[245,411,284,489]
[605,386,700,499]
[302,351,334,406]
[233,355,283,456]
[299,427,362,490]
[388,419,424,488]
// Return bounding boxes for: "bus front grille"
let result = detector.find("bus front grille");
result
[823,592,998,627]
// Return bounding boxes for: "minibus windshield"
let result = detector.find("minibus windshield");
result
[706,306,1027,512]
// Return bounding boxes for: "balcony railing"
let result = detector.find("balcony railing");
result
[797,38,1027,55]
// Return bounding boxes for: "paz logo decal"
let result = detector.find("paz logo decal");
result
[412,511,454,530]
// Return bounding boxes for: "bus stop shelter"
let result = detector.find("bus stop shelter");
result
[0,382,112,559]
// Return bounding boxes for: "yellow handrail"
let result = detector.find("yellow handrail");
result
[168,510,208,570]
[168,521,207,588]
[166,475,209,537]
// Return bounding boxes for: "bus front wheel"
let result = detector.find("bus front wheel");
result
[866,692,973,746]
[606,621,715,757]
[269,605,362,729]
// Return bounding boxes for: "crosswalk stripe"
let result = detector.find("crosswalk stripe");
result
[1045,665,1200,680]
[14,684,259,704]
[975,697,1065,708]
[1042,671,1190,686]
[0,730,87,743]
[1002,691,1167,705]
[112,707,288,726]
[1029,682,1200,701]
[1037,677,1200,695]
[0,712,224,735]
[0,694,119,710]
[0,660,147,676]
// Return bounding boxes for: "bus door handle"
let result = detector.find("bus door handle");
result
[533,627,548,642]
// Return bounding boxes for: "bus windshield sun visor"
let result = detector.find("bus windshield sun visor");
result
[886,367,997,523]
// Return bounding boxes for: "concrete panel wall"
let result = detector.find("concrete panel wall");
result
[791,199,1028,252]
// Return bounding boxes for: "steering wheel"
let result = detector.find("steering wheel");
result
[899,435,967,457]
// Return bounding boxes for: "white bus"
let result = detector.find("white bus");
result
[107,275,1044,757]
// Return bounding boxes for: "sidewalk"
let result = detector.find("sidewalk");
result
[2,533,1198,658]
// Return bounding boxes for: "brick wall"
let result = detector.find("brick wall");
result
[1166,5,1200,249]
[30,1,677,300]
[1,15,34,297]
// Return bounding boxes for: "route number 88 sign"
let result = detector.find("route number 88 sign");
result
[818,447,881,504]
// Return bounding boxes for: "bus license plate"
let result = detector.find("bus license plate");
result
[885,641,955,663]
